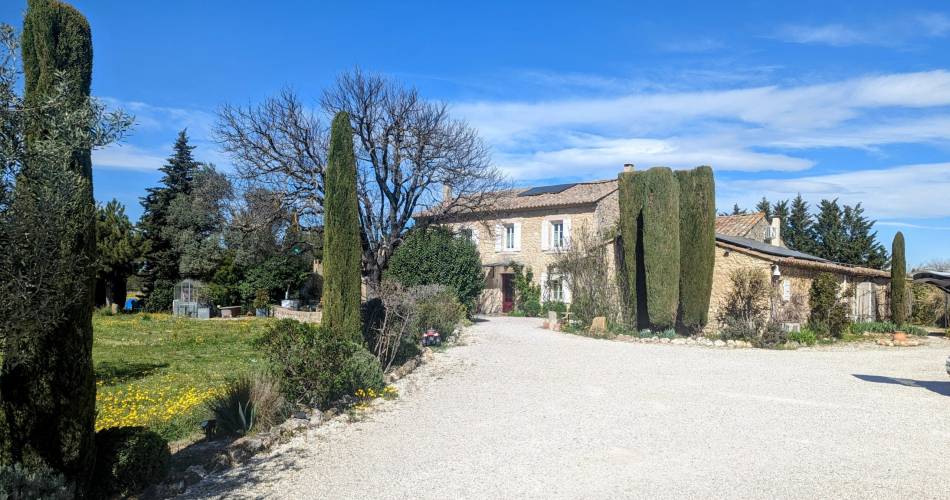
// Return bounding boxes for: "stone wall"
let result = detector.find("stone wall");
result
[271,306,322,323]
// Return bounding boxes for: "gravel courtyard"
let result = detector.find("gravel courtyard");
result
[188,317,950,499]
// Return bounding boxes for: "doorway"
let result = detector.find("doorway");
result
[502,273,515,313]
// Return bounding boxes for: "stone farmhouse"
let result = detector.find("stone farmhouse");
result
[428,167,891,331]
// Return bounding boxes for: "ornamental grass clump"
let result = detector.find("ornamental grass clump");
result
[206,372,287,436]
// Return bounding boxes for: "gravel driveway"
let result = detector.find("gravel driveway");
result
[187,317,950,499]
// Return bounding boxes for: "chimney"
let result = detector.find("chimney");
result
[769,217,783,247]
[623,163,635,173]
[442,183,453,203]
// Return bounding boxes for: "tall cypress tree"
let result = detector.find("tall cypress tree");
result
[322,112,362,341]
[785,194,815,253]
[1,0,96,491]
[138,129,199,310]
[890,232,906,325]
[676,167,715,332]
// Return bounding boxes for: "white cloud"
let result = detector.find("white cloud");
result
[93,144,166,171]
[718,162,950,220]
[776,13,950,47]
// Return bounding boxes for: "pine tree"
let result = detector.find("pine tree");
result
[322,112,362,342]
[785,194,815,253]
[676,167,715,332]
[890,232,906,325]
[1,0,96,491]
[138,129,200,310]
[95,199,141,307]
[730,203,746,215]
[813,199,846,262]
[755,197,771,219]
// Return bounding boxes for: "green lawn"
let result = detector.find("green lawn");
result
[93,313,271,442]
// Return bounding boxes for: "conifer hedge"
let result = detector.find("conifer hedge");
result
[618,170,641,328]
[890,231,906,325]
[640,167,680,329]
[675,166,715,331]
[322,111,363,342]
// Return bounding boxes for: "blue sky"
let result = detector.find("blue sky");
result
[3,0,950,266]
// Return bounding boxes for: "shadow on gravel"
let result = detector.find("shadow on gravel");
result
[853,374,950,397]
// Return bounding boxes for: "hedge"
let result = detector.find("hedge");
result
[675,166,715,331]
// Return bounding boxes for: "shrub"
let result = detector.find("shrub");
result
[759,322,789,347]
[851,321,897,334]
[0,463,71,500]
[92,427,170,497]
[808,272,851,338]
[890,232,906,325]
[549,225,620,327]
[339,348,385,396]
[143,279,174,312]
[256,319,380,407]
[911,283,942,326]
[541,301,567,317]
[385,226,484,314]
[510,264,541,317]
[675,166,715,332]
[905,325,928,337]
[207,373,287,436]
[717,268,770,341]
[412,285,465,340]
[789,328,817,346]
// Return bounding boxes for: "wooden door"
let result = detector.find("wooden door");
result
[502,274,515,313]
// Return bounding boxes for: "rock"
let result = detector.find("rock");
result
[671,338,686,345]
[183,465,207,486]
[713,340,726,347]
[726,340,736,347]
[308,411,324,427]
[651,336,659,342]
[292,410,309,420]
[660,337,670,343]
[228,436,266,464]
[589,316,607,333]
[278,418,308,436]
[684,338,694,345]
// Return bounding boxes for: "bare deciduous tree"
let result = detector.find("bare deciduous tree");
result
[216,69,506,288]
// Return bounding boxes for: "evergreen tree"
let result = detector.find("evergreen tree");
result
[675,167,715,332]
[322,112,362,342]
[95,199,141,307]
[755,197,771,219]
[890,232,907,325]
[138,129,200,310]
[813,199,846,262]
[841,203,887,269]
[1,0,97,492]
[730,203,746,215]
[785,194,815,253]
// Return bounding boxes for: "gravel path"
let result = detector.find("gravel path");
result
[187,317,950,499]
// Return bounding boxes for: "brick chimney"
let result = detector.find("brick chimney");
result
[769,217,783,247]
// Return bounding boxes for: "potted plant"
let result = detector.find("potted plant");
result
[253,289,270,318]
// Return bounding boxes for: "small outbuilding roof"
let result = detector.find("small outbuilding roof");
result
[715,233,889,279]
[716,233,828,263]
[715,212,767,238]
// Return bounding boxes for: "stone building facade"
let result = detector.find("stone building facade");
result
[429,175,891,329]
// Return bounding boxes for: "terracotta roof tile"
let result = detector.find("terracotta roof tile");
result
[465,179,618,213]
[714,212,766,238]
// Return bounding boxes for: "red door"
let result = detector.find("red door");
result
[501,273,515,313]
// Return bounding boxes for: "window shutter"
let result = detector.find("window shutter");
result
[540,272,548,301]
[563,218,572,249]
[563,274,572,303]
[494,224,503,252]
[540,220,549,251]
[513,222,522,251]
[472,228,479,247]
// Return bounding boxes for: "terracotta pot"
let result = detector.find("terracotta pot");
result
[892,331,907,342]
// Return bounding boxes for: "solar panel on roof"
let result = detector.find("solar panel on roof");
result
[517,183,578,197]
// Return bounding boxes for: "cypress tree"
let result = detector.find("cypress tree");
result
[890,231,906,325]
[322,112,362,341]
[1,0,96,492]
[618,170,643,328]
[676,167,715,332]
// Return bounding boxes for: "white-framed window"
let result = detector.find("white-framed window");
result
[549,277,564,302]
[782,279,791,302]
[504,224,516,250]
[551,221,565,249]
